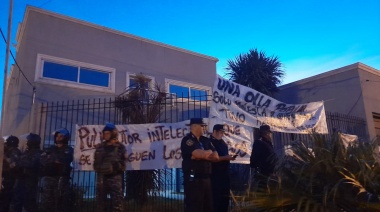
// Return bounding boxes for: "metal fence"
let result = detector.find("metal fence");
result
[35,95,367,211]
[271,111,368,150]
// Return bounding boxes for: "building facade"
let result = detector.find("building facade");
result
[4,6,218,136]
[276,63,380,140]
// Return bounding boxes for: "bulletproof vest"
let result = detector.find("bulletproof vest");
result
[40,145,73,177]
[3,147,22,177]
[19,148,42,178]
[93,142,125,175]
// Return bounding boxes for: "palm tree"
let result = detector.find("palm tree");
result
[226,49,285,195]
[233,133,380,211]
[114,73,167,205]
[226,48,285,97]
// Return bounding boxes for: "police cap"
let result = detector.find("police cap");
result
[189,118,207,126]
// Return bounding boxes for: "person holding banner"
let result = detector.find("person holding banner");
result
[210,124,235,212]
[93,123,126,212]
[181,118,219,212]
[250,125,278,190]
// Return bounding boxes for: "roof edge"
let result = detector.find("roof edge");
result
[18,6,219,63]
[279,62,380,89]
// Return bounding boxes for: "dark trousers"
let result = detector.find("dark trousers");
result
[211,173,230,212]
[10,178,39,212]
[0,176,16,212]
[40,176,71,212]
[183,174,212,212]
[96,173,123,212]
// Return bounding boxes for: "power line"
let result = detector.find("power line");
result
[0,27,35,89]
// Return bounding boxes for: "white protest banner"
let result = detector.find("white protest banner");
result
[208,117,253,164]
[74,121,189,171]
[74,119,252,171]
[339,133,358,148]
[210,75,328,134]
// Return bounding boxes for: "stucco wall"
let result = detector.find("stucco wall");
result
[4,7,217,136]
[358,67,380,140]
[277,67,363,115]
[276,63,380,139]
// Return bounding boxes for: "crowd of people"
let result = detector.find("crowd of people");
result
[1,120,278,212]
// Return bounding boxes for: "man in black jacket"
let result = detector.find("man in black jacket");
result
[210,124,235,212]
[250,125,277,190]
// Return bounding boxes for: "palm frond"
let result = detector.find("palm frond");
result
[236,132,380,211]
[225,48,285,97]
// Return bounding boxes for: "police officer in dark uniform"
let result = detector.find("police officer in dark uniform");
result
[0,135,21,212]
[94,123,127,212]
[250,125,278,190]
[210,124,236,212]
[181,118,219,212]
[10,133,42,212]
[40,128,74,212]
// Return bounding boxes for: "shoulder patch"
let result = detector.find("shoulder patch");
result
[186,139,194,146]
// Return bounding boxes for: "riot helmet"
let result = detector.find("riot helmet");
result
[26,133,41,148]
[5,135,19,148]
[53,128,71,145]
[102,123,118,140]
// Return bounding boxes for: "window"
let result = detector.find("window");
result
[79,68,110,87]
[126,73,155,90]
[36,54,115,93]
[166,79,210,101]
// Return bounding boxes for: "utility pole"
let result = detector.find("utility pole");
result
[0,0,14,189]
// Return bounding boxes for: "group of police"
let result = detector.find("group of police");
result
[181,118,277,212]
[1,119,275,212]
[0,123,127,212]
[0,128,73,212]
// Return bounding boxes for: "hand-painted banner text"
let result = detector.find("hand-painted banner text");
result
[210,75,328,134]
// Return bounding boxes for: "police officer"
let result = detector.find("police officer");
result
[0,135,21,212]
[10,133,42,212]
[181,118,219,212]
[210,124,235,212]
[40,128,74,212]
[250,125,278,190]
[94,123,127,212]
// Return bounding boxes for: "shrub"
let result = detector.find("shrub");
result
[235,133,380,211]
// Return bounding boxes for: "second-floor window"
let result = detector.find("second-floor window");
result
[36,54,115,93]
[166,79,210,101]
[43,62,110,87]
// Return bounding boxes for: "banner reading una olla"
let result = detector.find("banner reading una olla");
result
[210,75,328,134]
[74,119,252,171]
